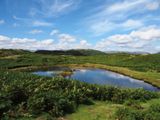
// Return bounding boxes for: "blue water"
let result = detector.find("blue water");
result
[32,68,159,91]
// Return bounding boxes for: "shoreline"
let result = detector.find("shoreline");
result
[9,63,160,89]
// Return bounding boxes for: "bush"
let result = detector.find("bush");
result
[8,86,28,105]
[124,100,142,109]
[111,89,128,103]
[143,103,160,120]
[128,89,157,101]
[115,103,160,120]
[0,97,12,117]
[115,107,144,120]
[144,111,160,120]
[79,97,94,105]
[27,91,77,117]
[148,103,160,112]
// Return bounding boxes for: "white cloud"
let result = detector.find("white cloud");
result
[107,0,145,13]
[89,20,115,36]
[40,39,54,45]
[122,19,143,29]
[127,41,148,49]
[146,1,160,10]
[49,29,76,43]
[131,27,160,40]
[95,26,160,53]
[0,26,160,53]
[58,33,76,43]
[13,15,53,27]
[50,29,59,36]
[0,35,55,50]
[0,19,5,25]
[29,29,43,34]
[155,46,160,51]
[88,19,143,36]
[84,0,159,36]
[31,0,81,18]
[0,35,9,40]
[0,34,92,51]
[106,0,159,15]
[54,39,91,50]
[76,40,91,49]
[108,34,132,44]
[32,20,52,27]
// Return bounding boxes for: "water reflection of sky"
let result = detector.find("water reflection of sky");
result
[32,68,159,91]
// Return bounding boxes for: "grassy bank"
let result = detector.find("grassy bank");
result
[62,64,160,88]
[10,63,160,88]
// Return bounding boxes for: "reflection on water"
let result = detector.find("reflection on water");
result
[32,68,159,91]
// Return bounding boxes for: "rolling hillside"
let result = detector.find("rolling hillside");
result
[35,49,107,56]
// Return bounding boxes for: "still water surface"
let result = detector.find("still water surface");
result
[32,68,159,91]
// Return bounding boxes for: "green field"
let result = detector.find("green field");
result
[0,49,160,120]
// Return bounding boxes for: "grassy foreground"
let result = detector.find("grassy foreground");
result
[65,98,160,120]
[64,101,121,120]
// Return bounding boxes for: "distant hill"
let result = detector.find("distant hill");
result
[0,49,30,57]
[35,49,107,56]
[105,51,150,55]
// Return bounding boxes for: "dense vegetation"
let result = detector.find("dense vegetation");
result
[0,71,159,119]
[0,49,160,119]
[115,102,160,120]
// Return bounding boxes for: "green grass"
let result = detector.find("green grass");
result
[11,99,160,120]
[65,98,160,120]
[141,98,160,108]
[65,101,121,120]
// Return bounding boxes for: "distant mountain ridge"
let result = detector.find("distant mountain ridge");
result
[105,51,150,55]
[35,49,107,56]
[0,49,159,57]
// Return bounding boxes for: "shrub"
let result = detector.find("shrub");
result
[115,107,144,120]
[79,97,94,105]
[148,103,160,113]
[143,103,160,120]
[8,86,28,105]
[124,100,142,109]
[128,89,157,101]
[0,97,12,117]
[111,89,128,103]
[27,90,76,117]
[144,111,160,120]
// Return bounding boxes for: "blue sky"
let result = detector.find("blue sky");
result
[0,0,160,53]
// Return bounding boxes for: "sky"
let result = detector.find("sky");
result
[0,0,160,53]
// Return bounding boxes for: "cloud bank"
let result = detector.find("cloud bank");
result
[0,26,160,53]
